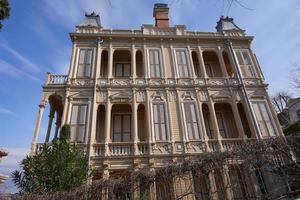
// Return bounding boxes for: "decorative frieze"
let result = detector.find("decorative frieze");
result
[71,79,94,86]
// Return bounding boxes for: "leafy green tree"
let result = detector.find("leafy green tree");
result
[12,124,91,194]
[0,0,10,30]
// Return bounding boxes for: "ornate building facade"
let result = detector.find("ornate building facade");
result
[31,3,284,199]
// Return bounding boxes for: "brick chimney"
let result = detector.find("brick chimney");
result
[153,3,169,28]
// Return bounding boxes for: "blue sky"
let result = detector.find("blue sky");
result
[1,0,300,192]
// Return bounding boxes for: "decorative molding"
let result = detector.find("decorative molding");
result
[109,91,132,103]
[71,79,94,86]
[136,91,146,102]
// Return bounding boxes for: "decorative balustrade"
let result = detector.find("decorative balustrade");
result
[93,143,105,156]
[46,74,68,85]
[96,77,258,88]
[138,142,148,155]
[221,138,244,151]
[207,139,220,152]
[109,143,133,156]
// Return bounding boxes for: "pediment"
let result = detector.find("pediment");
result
[109,91,132,102]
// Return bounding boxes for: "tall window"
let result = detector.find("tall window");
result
[216,112,228,138]
[149,49,162,77]
[77,49,93,77]
[112,114,131,142]
[176,49,190,77]
[234,49,256,78]
[183,103,200,140]
[114,63,130,77]
[70,104,88,142]
[252,102,276,137]
[153,103,168,141]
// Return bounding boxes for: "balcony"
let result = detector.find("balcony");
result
[45,73,68,85]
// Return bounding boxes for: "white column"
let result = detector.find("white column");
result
[68,42,77,80]
[208,100,223,150]
[132,91,139,155]
[197,46,208,78]
[187,45,196,78]
[31,104,45,154]
[143,42,149,79]
[217,48,229,77]
[45,106,55,142]
[88,39,102,161]
[108,44,113,79]
[230,100,246,139]
[131,42,136,78]
[61,89,70,126]
[104,101,112,156]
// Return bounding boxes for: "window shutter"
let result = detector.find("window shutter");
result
[70,105,79,141]
[84,50,92,77]
[149,50,161,78]
[77,50,86,77]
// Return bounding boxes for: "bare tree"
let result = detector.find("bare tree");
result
[291,63,300,93]
[272,91,291,126]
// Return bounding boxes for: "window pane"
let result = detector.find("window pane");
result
[149,50,161,77]
[79,105,87,124]
[123,133,131,142]
[114,115,122,133]
[205,64,213,77]
[70,126,77,141]
[71,105,79,124]
[123,115,131,133]
[154,124,160,140]
[77,64,85,77]
[114,133,121,142]
[85,50,93,65]
[235,51,244,65]
[115,64,123,76]
[159,104,165,123]
[242,51,251,65]
[187,123,194,139]
[193,123,200,139]
[77,126,85,142]
[160,123,167,140]
[78,50,85,65]
[123,64,130,77]
[153,105,159,123]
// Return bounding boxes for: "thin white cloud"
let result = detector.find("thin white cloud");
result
[0,58,40,82]
[0,42,40,73]
[0,106,16,117]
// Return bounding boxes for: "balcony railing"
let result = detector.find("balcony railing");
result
[46,73,68,85]
[37,138,259,158]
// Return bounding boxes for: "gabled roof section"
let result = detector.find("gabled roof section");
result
[77,12,102,28]
[216,16,245,34]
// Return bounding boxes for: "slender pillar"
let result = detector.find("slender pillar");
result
[68,41,77,80]
[187,45,196,78]
[217,49,229,77]
[108,44,113,79]
[132,91,139,155]
[230,100,246,139]
[61,89,70,126]
[208,100,223,149]
[88,39,102,162]
[45,106,55,142]
[54,111,62,139]
[131,42,136,78]
[104,101,112,156]
[31,104,45,154]
[197,46,208,78]
[143,42,149,79]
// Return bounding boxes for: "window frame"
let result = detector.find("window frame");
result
[112,113,132,142]
[174,48,192,78]
[147,48,164,78]
[114,62,131,78]
[252,101,276,137]
[76,48,93,78]
[182,101,201,141]
[69,104,88,143]
[151,101,169,141]
[234,49,256,78]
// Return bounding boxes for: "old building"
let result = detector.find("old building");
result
[30,3,284,199]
